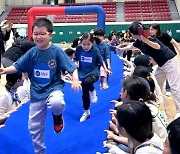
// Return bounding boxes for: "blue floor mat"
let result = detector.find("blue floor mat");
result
[0,53,123,154]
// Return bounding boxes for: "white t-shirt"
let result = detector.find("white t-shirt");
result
[145,102,168,142]
[134,133,163,154]
[0,90,18,116]
[108,133,163,154]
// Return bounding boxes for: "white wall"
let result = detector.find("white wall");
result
[174,0,180,16]
[76,0,106,2]
[58,0,64,3]
[5,0,42,5]
[0,0,5,14]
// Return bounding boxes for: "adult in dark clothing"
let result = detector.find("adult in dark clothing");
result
[149,24,180,93]
[1,41,36,68]
[0,20,13,81]
[0,20,12,56]
[149,23,180,55]
[117,21,180,119]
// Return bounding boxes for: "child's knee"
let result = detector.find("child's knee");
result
[47,91,66,114]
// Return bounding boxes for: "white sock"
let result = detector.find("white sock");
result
[84,109,90,115]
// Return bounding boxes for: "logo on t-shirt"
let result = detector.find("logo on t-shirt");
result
[48,59,56,68]
[34,69,50,78]
[33,63,52,84]
[81,56,92,63]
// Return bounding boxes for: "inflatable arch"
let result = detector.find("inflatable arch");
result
[27,5,105,40]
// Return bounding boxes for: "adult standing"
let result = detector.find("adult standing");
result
[0,20,13,82]
[149,24,180,95]
[149,23,180,55]
[117,21,180,119]
[0,20,13,58]
[1,40,36,68]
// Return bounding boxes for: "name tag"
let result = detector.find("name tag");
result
[81,56,92,63]
[34,69,50,79]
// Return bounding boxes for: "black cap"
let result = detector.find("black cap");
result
[134,55,153,72]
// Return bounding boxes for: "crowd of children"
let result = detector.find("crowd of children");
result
[0,18,180,154]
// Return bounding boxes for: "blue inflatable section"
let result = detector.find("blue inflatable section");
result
[65,5,105,30]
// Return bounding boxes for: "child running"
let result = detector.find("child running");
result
[0,18,81,154]
[73,32,111,122]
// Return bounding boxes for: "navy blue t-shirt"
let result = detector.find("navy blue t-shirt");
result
[13,44,77,103]
[75,45,103,81]
[133,36,175,67]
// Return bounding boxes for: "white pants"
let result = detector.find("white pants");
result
[28,90,65,154]
[155,56,180,114]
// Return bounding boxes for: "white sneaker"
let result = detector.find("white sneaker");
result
[165,91,171,97]
[89,90,98,103]
[100,83,109,90]
[80,111,90,122]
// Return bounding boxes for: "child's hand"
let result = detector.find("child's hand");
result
[0,68,5,75]
[117,55,125,61]
[104,129,117,140]
[109,109,117,117]
[71,80,82,92]
[111,100,123,108]
[106,69,112,75]
[108,66,111,71]
[103,140,114,149]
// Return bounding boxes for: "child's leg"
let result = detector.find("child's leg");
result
[46,90,65,115]
[46,90,65,133]
[100,66,108,89]
[80,75,98,122]
[28,100,47,154]
[82,76,98,109]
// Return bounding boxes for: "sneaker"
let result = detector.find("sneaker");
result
[52,113,64,133]
[100,84,103,90]
[100,83,109,90]
[102,83,109,89]
[89,90,98,103]
[80,111,90,122]
[165,91,172,97]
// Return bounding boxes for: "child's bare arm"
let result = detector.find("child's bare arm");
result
[71,69,81,92]
[0,66,17,75]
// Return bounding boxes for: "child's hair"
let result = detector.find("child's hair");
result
[128,21,145,35]
[5,73,22,91]
[93,28,105,44]
[64,48,75,57]
[71,32,95,48]
[133,66,156,101]
[167,117,180,154]
[32,18,53,33]
[133,66,155,92]
[133,65,151,79]
[122,76,150,101]
[117,100,153,143]
[132,49,142,57]
[93,28,105,36]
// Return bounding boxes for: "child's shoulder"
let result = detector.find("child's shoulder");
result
[50,44,64,52]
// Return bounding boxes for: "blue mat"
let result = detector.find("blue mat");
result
[0,53,123,154]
